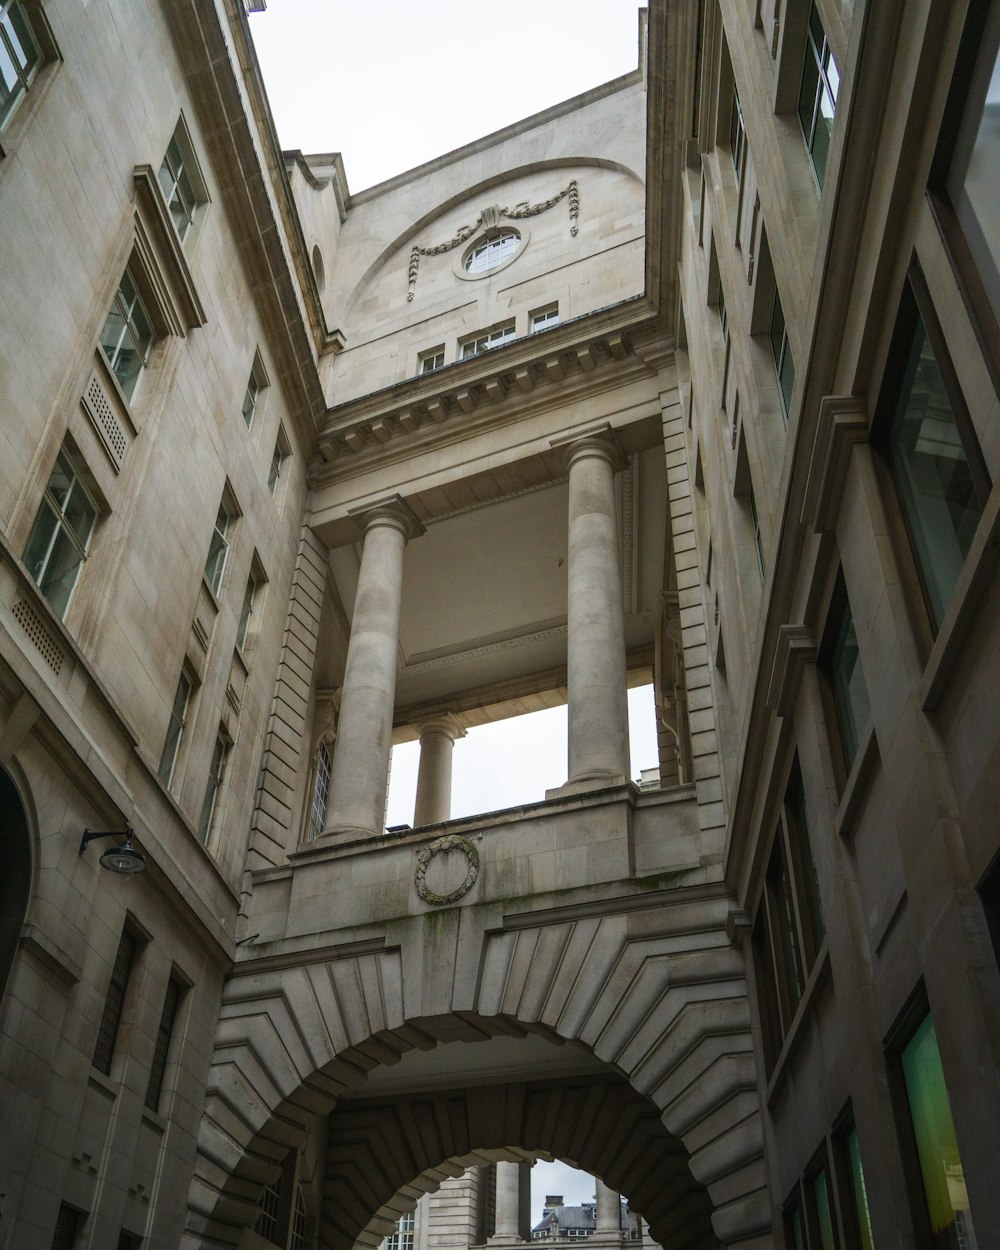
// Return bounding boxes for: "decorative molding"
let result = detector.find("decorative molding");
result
[725,909,752,945]
[414,833,480,906]
[406,180,578,300]
[19,923,82,986]
[315,323,642,472]
[402,618,568,675]
[801,395,869,533]
[132,164,207,330]
[766,624,817,717]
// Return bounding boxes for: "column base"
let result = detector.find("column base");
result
[545,773,630,800]
[485,1238,524,1246]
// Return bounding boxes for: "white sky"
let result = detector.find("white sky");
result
[386,686,658,827]
[251,6,650,1217]
[531,1161,599,1226]
[247,0,644,192]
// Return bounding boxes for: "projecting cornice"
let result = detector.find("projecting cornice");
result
[161,0,328,441]
[311,303,667,485]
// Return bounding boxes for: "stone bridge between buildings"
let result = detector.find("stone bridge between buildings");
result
[184,783,772,1250]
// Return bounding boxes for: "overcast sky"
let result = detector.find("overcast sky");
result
[249,4,649,1218]
[248,0,644,191]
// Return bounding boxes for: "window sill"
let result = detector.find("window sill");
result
[920,488,1000,711]
[835,719,879,837]
[764,941,832,1106]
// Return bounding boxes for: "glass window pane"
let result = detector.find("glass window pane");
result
[63,480,97,547]
[5,2,39,74]
[23,498,59,583]
[846,1128,875,1250]
[901,1015,979,1250]
[887,314,987,629]
[812,1169,837,1250]
[798,51,820,144]
[38,526,84,618]
[0,34,22,129]
[947,14,1000,328]
[831,597,870,767]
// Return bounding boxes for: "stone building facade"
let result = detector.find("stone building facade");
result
[0,0,998,1249]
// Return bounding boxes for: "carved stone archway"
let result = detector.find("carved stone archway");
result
[325,1077,715,1250]
[185,886,770,1249]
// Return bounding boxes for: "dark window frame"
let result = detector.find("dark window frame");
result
[928,0,1000,388]
[751,757,826,1069]
[817,569,871,786]
[92,927,139,1076]
[871,263,991,644]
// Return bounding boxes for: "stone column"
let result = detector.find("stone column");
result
[413,714,466,826]
[594,1180,621,1235]
[557,431,630,790]
[489,1161,522,1244]
[323,499,423,839]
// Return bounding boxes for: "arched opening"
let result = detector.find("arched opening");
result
[0,765,32,1000]
[326,1077,715,1250]
[187,1017,740,1250]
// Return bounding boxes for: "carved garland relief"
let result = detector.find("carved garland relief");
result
[407,180,579,301]
[414,833,480,905]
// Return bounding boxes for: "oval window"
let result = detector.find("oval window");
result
[464,231,520,274]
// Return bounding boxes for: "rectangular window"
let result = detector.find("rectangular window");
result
[116,1234,140,1250]
[461,322,516,358]
[242,375,260,429]
[820,573,871,772]
[810,1166,838,1250]
[100,262,155,401]
[157,127,200,242]
[0,0,42,131]
[384,1211,415,1250]
[797,4,839,189]
[268,425,290,498]
[241,352,268,429]
[310,742,332,840]
[753,760,825,1063]
[49,1204,82,1250]
[943,2,1000,329]
[289,1191,307,1250]
[843,1126,876,1250]
[92,929,137,1075]
[197,729,229,842]
[769,287,795,418]
[899,1013,978,1249]
[419,346,445,373]
[749,481,765,576]
[237,561,265,651]
[23,446,99,619]
[877,276,989,631]
[145,977,183,1111]
[255,1180,282,1244]
[158,668,193,786]
[204,495,235,595]
[530,305,560,333]
[730,86,747,181]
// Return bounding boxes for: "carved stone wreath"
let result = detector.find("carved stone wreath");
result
[407,180,579,300]
[414,833,480,906]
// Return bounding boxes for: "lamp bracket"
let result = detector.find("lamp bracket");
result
[80,826,134,855]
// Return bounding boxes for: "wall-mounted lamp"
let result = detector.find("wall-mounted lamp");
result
[79,826,146,876]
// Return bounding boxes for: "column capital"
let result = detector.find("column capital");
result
[417,713,468,744]
[550,424,628,474]
[348,494,426,542]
